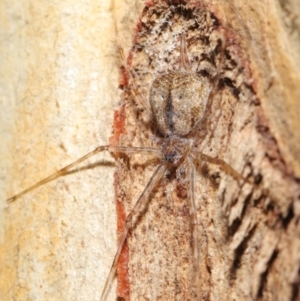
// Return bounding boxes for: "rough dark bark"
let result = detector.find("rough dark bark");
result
[114,0,300,300]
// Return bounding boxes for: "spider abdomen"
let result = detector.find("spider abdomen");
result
[150,71,211,137]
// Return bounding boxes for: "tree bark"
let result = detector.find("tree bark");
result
[114,0,300,300]
[0,0,299,301]
[0,1,123,300]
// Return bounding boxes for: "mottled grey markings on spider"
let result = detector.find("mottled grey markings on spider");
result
[150,72,211,137]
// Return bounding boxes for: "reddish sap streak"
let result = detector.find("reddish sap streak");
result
[110,105,130,300]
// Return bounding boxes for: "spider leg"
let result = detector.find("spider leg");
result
[179,34,192,72]
[196,151,250,185]
[7,145,160,203]
[100,163,167,301]
[186,159,201,297]
[117,45,153,117]
[112,0,152,117]
[188,14,227,139]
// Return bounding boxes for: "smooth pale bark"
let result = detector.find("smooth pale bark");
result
[0,1,135,300]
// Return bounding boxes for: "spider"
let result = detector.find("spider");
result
[6,1,249,300]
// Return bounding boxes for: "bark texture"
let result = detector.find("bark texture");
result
[0,0,299,301]
[0,1,121,300]
[114,0,300,300]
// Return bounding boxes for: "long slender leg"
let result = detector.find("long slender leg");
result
[189,11,227,139]
[112,0,152,116]
[7,145,161,203]
[195,151,251,185]
[179,34,192,72]
[186,159,200,298]
[100,163,167,301]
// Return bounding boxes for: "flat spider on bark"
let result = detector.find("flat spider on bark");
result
[6,0,300,300]
[7,1,251,300]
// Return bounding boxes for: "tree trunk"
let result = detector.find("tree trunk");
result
[1,0,299,301]
[0,1,122,300]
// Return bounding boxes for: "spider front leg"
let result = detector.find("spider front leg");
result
[196,151,249,185]
[100,163,167,301]
[186,159,201,298]
[6,146,160,203]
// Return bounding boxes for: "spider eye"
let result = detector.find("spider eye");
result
[165,151,176,163]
